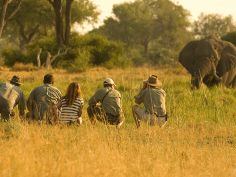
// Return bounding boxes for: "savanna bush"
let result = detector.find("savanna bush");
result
[58,33,131,70]
[4,33,130,70]
[1,48,29,66]
[12,63,37,71]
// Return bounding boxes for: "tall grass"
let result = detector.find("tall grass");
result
[0,66,236,177]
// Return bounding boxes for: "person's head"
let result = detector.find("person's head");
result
[144,75,162,88]
[43,74,54,84]
[65,82,81,105]
[103,78,116,88]
[10,75,21,87]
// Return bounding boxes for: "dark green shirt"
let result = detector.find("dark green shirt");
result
[134,87,166,116]
[89,87,122,116]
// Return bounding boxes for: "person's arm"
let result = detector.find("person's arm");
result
[134,89,145,104]
[156,90,167,118]
[57,99,62,109]
[26,90,35,118]
[18,91,26,118]
[55,88,62,104]
[88,89,103,106]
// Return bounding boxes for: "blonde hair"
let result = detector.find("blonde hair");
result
[65,82,81,105]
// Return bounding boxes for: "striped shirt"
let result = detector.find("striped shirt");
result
[27,84,62,121]
[59,97,84,124]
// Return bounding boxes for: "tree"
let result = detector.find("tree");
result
[47,0,98,46]
[193,13,236,39]
[0,0,21,38]
[96,0,191,57]
[4,0,53,49]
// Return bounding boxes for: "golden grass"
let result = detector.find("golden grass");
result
[0,66,236,177]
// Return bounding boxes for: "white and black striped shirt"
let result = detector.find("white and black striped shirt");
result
[59,97,84,124]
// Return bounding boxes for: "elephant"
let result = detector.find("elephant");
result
[179,36,236,89]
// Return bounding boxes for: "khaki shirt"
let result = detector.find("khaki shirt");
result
[0,82,25,116]
[88,87,122,116]
[134,87,166,116]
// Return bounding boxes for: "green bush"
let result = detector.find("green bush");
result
[1,33,131,69]
[1,49,30,66]
[67,34,130,68]
[73,49,91,71]
[149,48,176,65]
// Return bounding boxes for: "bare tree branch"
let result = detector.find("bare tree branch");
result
[7,0,22,21]
[51,48,69,64]
[0,0,10,37]
[47,0,54,5]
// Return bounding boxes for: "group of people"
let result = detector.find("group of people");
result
[0,74,167,128]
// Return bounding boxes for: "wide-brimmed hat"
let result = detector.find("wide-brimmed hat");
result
[10,75,21,86]
[144,75,162,87]
[104,78,116,86]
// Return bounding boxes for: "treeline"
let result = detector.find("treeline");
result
[0,0,236,70]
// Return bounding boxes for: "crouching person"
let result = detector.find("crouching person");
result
[27,74,62,124]
[132,75,167,128]
[58,82,84,125]
[0,76,25,120]
[87,78,124,128]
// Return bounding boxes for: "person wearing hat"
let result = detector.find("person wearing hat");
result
[132,75,167,128]
[87,78,124,128]
[27,74,62,124]
[0,76,26,120]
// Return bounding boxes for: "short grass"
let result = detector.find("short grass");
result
[0,66,236,177]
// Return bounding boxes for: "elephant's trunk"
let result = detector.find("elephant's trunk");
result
[211,61,222,82]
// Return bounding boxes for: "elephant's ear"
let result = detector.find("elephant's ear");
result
[217,54,236,77]
[179,41,198,75]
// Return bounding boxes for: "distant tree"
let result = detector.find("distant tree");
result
[47,0,99,46]
[96,0,191,57]
[193,13,236,39]
[0,0,21,38]
[4,0,53,49]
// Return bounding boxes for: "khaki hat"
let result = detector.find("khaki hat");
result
[10,75,21,86]
[104,78,116,86]
[144,75,162,87]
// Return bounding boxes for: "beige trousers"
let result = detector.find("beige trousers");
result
[132,105,166,127]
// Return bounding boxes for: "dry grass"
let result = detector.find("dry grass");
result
[0,66,236,177]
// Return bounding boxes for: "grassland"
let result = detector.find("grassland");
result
[0,66,236,177]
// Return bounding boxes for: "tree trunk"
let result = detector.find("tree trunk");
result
[0,0,9,38]
[52,0,64,46]
[0,0,21,38]
[18,21,40,49]
[46,52,52,69]
[143,40,149,57]
[36,48,42,68]
[64,0,73,45]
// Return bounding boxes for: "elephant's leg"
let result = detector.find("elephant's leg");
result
[224,69,236,88]
[231,76,236,88]
[203,75,215,87]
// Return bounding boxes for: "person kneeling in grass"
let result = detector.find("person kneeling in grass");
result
[0,76,25,120]
[87,78,124,128]
[58,82,84,125]
[132,75,167,128]
[27,74,62,124]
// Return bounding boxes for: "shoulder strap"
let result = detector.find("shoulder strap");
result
[101,89,112,103]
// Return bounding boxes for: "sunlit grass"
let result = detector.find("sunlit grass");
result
[0,66,236,177]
